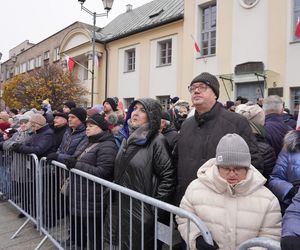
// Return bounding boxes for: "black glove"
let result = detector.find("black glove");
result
[64,157,77,170]
[46,152,58,165]
[281,236,300,250]
[10,143,21,152]
[287,186,299,199]
[196,235,219,250]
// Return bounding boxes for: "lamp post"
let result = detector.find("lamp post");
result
[78,0,114,107]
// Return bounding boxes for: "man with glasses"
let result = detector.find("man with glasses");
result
[176,133,281,250]
[174,72,263,205]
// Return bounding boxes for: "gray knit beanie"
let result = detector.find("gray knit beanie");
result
[190,72,220,99]
[215,133,251,168]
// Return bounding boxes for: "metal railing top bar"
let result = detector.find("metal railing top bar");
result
[68,167,213,245]
[236,237,281,250]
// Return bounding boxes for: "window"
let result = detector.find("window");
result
[291,87,300,117]
[294,0,300,41]
[14,65,20,75]
[124,98,134,109]
[28,59,35,70]
[44,51,50,60]
[124,49,136,72]
[20,63,27,73]
[158,39,172,66]
[201,3,216,56]
[53,47,60,61]
[35,55,42,67]
[156,95,170,111]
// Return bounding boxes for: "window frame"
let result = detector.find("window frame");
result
[124,48,136,72]
[293,0,300,42]
[157,39,172,66]
[200,3,217,57]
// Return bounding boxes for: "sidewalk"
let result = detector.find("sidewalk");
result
[0,200,56,250]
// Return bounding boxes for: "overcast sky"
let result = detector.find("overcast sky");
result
[0,0,152,62]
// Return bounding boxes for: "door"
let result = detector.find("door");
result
[236,81,264,103]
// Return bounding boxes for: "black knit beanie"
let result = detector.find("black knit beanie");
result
[69,107,87,123]
[64,101,76,110]
[103,98,118,112]
[190,72,220,99]
[86,113,108,131]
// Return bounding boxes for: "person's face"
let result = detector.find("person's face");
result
[103,102,113,113]
[131,103,148,127]
[68,114,82,129]
[63,105,71,113]
[54,116,68,128]
[86,123,102,137]
[218,166,248,185]
[189,82,216,111]
[19,120,31,131]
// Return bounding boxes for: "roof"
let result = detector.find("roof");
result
[97,0,184,42]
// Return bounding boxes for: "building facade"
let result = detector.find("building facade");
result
[1,0,300,114]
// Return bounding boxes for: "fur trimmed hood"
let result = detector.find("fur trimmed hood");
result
[283,130,300,152]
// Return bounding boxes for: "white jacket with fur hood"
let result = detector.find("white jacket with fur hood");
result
[176,159,281,250]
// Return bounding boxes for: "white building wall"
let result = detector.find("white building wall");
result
[149,35,178,98]
[232,0,268,67]
[118,44,140,99]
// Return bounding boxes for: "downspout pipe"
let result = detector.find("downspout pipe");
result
[104,42,108,99]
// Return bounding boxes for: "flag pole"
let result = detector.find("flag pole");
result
[62,53,92,73]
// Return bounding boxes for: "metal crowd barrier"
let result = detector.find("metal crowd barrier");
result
[37,157,213,250]
[0,152,282,250]
[0,150,39,239]
[237,237,281,250]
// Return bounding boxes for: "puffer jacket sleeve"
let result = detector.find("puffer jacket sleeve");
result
[282,190,300,237]
[257,195,282,240]
[259,141,276,180]
[176,186,201,250]
[152,135,176,202]
[83,141,117,180]
[58,137,89,163]
[268,150,293,204]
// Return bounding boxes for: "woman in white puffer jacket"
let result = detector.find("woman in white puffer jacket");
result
[176,133,282,250]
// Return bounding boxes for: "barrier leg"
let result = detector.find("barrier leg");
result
[34,235,48,250]
[10,218,30,239]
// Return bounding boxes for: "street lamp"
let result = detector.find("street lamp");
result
[78,0,114,107]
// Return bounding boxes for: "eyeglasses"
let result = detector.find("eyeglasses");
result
[188,83,208,94]
[218,166,247,175]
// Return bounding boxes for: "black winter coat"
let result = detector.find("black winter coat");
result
[103,98,176,250]
[16,124,56,158]
[174,102,263,205]
[162,125,179,153]
[53,125,68,151]
[255,133,276,182]
[70,130,117,217]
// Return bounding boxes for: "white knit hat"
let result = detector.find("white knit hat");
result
[215,133,251,168]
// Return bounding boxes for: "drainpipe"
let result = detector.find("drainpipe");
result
[104,42,108,99]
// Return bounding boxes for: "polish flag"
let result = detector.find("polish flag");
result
[295,17,300,38]
[64,55,75,72]
[191,35,201,53]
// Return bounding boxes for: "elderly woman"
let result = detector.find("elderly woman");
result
[176,133,281,250]
[65,113,118,249]
[104,98,176,250]
[268,129,300,213]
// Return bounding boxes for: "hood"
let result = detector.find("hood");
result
[123,98,162,141]
[283,130,300,152]
[196,158,266,196]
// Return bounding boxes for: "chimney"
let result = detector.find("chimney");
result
[126,4,133,12]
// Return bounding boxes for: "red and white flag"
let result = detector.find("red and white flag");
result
[94,54,99,68]
[64,55,75,72]
[297,105,300,130]
[191,35,201,53]
[295,17,300,38]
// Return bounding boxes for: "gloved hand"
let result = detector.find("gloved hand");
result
[64,157,77,170]
[10,143,21,152]
[287,186,299,199]
[281,236,300,250]
[46,152,58,165]
[196,235,219,250]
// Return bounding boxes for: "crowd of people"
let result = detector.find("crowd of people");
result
[0,71,300,249]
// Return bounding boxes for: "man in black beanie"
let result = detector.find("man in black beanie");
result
[103,98,118,117]
[63,101,76,114]
[173,72,263,206]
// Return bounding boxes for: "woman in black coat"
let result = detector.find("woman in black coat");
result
[104,98,176,250]
[67,113,117,249]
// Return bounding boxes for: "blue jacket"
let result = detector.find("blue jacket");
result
[282,189,300,236]
[269,130,300,206]
[56,123,88,163]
